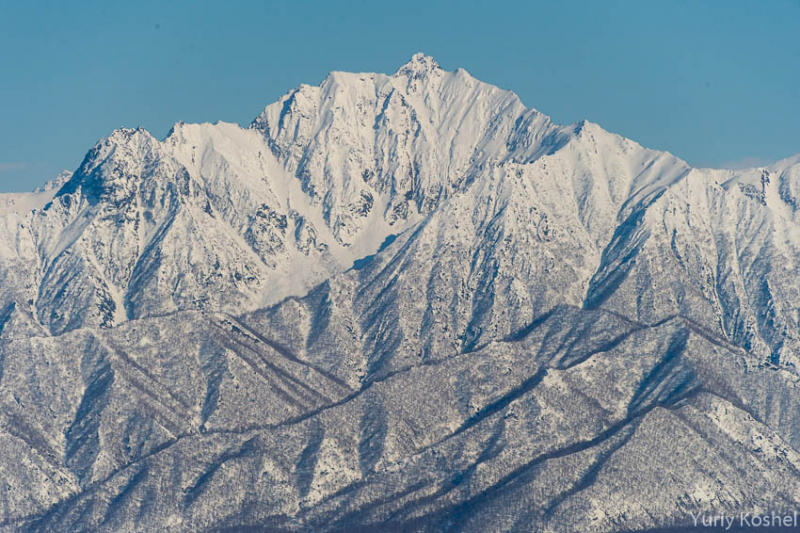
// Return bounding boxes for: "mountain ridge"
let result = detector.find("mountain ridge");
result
[1,54,800,532]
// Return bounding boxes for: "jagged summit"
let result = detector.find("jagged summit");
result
[3,55,799,341]
[394,52,442,77]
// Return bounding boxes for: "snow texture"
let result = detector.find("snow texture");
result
[1,54,800,532]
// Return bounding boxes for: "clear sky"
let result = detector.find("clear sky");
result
[1,0,798,191]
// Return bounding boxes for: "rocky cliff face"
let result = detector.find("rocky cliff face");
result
[1,54,800,532]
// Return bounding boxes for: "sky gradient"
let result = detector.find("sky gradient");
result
[1,0,798,191]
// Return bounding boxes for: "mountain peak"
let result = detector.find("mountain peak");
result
[4,54,800,533]
[394,52,442,77]
[33,170,73,194]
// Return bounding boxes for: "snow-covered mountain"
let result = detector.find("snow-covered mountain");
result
[1,54,800,532]
[0,171,72,218]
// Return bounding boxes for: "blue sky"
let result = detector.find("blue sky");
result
[1,0,798,191]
